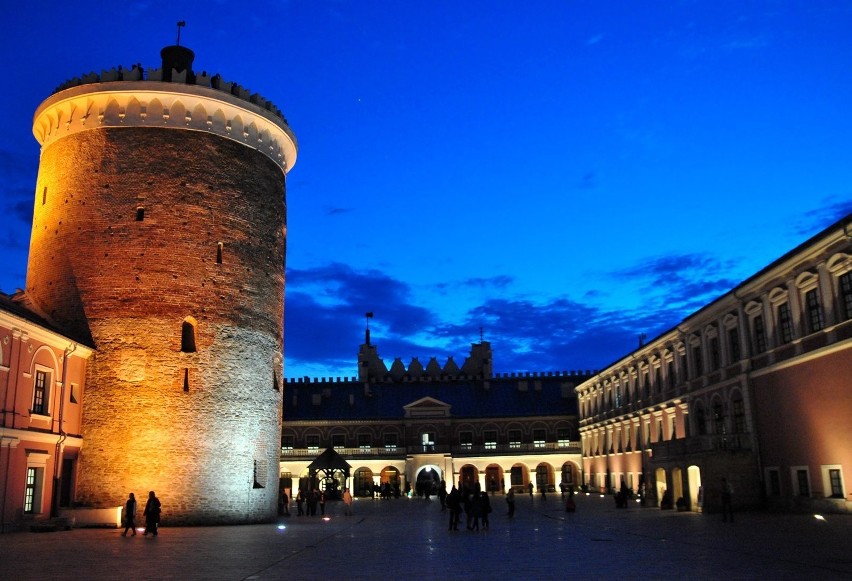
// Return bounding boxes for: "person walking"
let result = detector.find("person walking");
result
[142,491,161,537]
[447,486,461,531]
[528,481,534,499]
[281,490,290,516]
[343,488,353,516]
[122,492,137,536]
[296,489,304,516]
[481,490,491,530]
[319,490,326,515]
[506,488,515,518]
[721,478,734,522]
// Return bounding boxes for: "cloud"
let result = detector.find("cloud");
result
[613,253,741,313]
[795,198,852,236]
[282,254,738,377]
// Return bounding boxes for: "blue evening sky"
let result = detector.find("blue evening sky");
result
[0,2,850,378]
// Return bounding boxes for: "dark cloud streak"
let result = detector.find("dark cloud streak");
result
[284,251,739,377]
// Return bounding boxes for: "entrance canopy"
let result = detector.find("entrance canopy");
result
[307,448,352,499]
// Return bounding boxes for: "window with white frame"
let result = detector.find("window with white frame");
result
[508,430,522,449]
[459,431,473,450]
[421,432,435,452]
[791,466,810,497]
[331,433,345,449]
[281,435,294,451]
[483,430,497,450]
[305,434,320,451]
[728,327,741,362]
[840,271,852,321]
[777,302,794,344]
[804,288,825,334]
[32,369,51,416]
[24,451,48,514]
[557,428,571,448]
[692,341,703,377]
[532,429,546,448]
[821,465,844,499]
[357,433,371,451]
[383,432,398,451]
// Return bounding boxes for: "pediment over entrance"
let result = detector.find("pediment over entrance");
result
[403,396,452,418]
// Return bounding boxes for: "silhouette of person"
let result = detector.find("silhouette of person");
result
[721,478,734,522]
[122,492,137,536]
[506,488,516,517]
[142,491,161,537]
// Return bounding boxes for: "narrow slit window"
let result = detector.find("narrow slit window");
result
[216,242,223,264]
[181,318,197,353]
[183,368,189,392]
[42,187,47,206]
[136,207,145,221]
[273,370,280,391]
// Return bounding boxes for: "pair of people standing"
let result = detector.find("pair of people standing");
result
[123,491,161,537]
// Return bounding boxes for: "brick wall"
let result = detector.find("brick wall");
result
[26,127,286,524]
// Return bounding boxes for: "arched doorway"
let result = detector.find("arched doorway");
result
[561,462,577,491]
[416,465,442,496]
[655,467,668,508]
[688,465,702,512]
[381,466,400,497]
[485,464,503,494]
[353,467,374,497]
[459,464,479,489]
[672,467,684,508]
[509,463,527,492]
[536,462,555,492]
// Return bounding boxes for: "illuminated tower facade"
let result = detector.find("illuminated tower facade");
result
[25,46,297,524]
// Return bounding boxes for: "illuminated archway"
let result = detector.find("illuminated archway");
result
[688,465,703,511]
[353,467,374,497]
[484,464,503,494]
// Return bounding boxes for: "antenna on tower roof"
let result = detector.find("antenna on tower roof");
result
[365,312,374,346]
[176,21,186,46]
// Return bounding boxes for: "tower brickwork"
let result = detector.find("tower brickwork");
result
[25,47,297,524]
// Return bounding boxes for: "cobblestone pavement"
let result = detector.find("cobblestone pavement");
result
[1,493,850,580]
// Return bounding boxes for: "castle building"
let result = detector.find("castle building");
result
[576,214,852,514]
[281,337,593,498]
[17,44,297,525]
[0,293,93,531]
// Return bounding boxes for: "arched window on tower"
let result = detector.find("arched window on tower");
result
[181,317,197,353]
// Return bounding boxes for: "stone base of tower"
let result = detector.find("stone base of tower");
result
[74,321,283,525]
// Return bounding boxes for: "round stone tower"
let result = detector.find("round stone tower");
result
[26,46,297,524]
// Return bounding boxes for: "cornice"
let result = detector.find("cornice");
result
[33,82,297,173]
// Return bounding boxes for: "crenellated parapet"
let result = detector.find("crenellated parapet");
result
[35,70,297,173]
[53,64,288,122]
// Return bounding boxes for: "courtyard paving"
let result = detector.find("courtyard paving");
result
[1,493,850,580]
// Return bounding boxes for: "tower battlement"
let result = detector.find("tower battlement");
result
[37,57,297,173]
[53,63,288,121]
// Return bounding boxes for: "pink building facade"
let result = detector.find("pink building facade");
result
[0,294,93,531]
[577,215,852,514]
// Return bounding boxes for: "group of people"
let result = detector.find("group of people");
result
[292,488,326,516]
[282,487,354,517]
[122,491,161,537]
[445,483,494,531]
